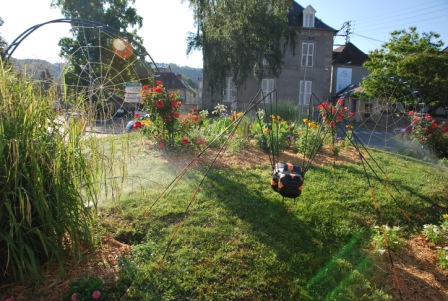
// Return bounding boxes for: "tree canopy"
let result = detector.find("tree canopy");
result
[185,0,294,96]
[0,17,7,57]
[363,27,448,110]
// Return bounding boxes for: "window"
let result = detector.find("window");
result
[302,5,316,28]
[223,77,233,102]
[262,57,269,66]
[262,79,275,103]
[301,42,314,67]
[299,80,312,105]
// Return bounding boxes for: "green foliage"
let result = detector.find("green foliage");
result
[294,118,323,157]
[371,225,406,254]
[62,273,105,301]
[186,0,295,95]
[364,27,448,108]
[436,249,448,269]
[0,68,100,281]
[264,100,302,122]
[422,215,448,269]
[251,108,293,154]
[0,17,6,57]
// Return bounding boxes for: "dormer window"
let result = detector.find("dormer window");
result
[303,5,316,28]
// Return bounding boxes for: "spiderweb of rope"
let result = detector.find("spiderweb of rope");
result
[338,75,426,154]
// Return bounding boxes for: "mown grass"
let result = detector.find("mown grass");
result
[96,136,447,300]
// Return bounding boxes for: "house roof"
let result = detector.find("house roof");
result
[155,72,189,90]
[288,1,337,32]
[332,42,369,65]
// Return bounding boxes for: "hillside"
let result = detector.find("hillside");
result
[9,59,202,85]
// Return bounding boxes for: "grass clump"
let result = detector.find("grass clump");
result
[0,66,100,282]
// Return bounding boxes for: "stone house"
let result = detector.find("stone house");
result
[201,1,337,113]
[331,42,370,98]
[154,66,198,113]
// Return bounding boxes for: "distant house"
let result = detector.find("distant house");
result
[331,42,370,97]
[155,66,198,113]
[331,42,371,122]
[201,1,337,112]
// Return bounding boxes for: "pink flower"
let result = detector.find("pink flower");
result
[5,297,14,301]
[349,112,355,118]
[336,98,344,105]
[71,293,78,301]
[92,290,101,299]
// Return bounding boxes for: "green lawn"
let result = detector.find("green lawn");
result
[96,135,447,300]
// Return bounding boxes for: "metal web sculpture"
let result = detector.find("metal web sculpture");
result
[2,18,158,125]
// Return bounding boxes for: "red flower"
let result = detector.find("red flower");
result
[181,137,189,145]
[153,86,163,94]
[142,85,149,90]
[134,113,140,118]
[154,101,165,108]
[408,111,414,116]
[157,141,164,149]
[132,121,143,129]
[337,98,344,105]
[349,112,355,118]
[157,81,163,86]
[172,111,181,118]
[196,137,207,144]
[330,121,336,127]
[171,101,182,108]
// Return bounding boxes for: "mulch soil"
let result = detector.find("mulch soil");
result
[1,145,446,300]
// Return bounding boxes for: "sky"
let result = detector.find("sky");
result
[1,0,447,69]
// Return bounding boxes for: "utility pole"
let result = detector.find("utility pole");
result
[335,21,353,46]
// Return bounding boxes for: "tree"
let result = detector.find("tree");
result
[0,17,7,58]
[363,27,448,110]
[186,0,295,98]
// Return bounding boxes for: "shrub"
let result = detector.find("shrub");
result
[372,225,406,254]
[0,67,99,281]
[408,112,448,159]
[62,274,105,301]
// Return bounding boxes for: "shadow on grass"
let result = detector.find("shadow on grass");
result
[202,166,370,298]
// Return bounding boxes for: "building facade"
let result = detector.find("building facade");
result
[201,1,337,113]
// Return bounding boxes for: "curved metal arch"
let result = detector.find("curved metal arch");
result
[1,18,158,71]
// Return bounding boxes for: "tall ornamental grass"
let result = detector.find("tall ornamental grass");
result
[0,65,99,282]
